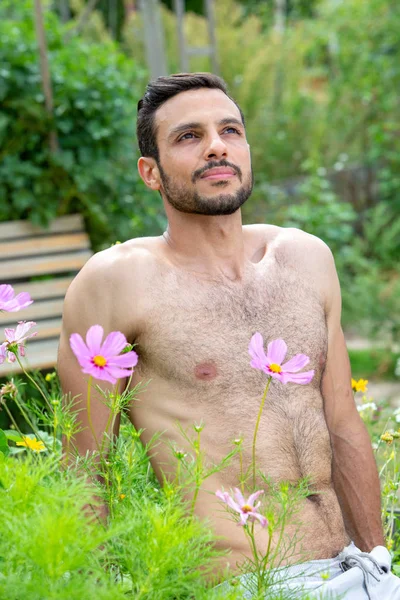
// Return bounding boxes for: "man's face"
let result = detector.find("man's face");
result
[154,88,253,216]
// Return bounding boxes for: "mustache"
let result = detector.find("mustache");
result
[192,160,242,183]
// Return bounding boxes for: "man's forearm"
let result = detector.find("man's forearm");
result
[331,418,385,551]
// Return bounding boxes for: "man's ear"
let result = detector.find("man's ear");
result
[137,157,161,191]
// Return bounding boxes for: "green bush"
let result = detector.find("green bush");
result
[0,0,165,250]
[0,443,239,599]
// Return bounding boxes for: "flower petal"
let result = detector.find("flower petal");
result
[281,370,315,385]
[238,512,249,526]
[101,331,128,358]
[5,292,33,312]
[0,285,14,304]
[233,487,245,507]
[281,353,310,373]
[13,321,36,343]
[251,512,268,527]
[108,351,138,368]
[4,328,16,342]
[248,490,264,507]
[249,332,268,370]
[13,291,33,307]
[0,343,6,364]
[216,490,241,513]
[81,364,117,384]
[86,325,104,355]
[269,370,285,383]
[266,339,287,365]
[216,490,229,503]
[70,333,91,361]
[105,365,134,380]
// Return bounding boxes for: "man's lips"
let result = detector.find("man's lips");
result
[200,167,237,180]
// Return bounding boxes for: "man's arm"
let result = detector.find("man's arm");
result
[321,246,385,551]
[57,252,128,518]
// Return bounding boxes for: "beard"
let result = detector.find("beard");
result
[157,160,254,216]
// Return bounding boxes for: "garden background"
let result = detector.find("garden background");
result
[1,0,400,598]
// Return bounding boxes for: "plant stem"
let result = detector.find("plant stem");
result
[252,378,272,488]
[12,394,48,449]
[3,403,24,439]
[239,446,244,492]
[86,376,100,452]
[16,355,53,412]
[246,525,262,592]
[190,429,202,517]
[100,382,120,455]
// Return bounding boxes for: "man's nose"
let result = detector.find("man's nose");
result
[204,134,228,160]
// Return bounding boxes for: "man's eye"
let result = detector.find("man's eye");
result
[225,127,240,134]
[179,132,196,141]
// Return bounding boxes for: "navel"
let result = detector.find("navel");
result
[194,362,218,381]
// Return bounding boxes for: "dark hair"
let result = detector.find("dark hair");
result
[136,72,245,161]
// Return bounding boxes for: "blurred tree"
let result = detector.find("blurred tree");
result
[0,0,164,249]
[237,0,322,29]
[161,0,204,14]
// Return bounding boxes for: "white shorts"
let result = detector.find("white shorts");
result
[214,543,400,599]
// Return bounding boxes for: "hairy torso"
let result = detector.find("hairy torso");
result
[119,225,349,574]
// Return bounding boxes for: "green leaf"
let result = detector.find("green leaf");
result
[3,430,23,443]
[0,430,10,457]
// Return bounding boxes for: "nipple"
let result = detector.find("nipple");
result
[194,362,218,381]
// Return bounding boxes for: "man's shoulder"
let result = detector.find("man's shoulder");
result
[67,236,162,299]
[81,236,161,277]
[247,223,333,260]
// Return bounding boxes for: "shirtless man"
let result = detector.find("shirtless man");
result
[58,73,400,598]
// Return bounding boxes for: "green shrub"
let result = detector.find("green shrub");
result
[0,431,240,599]
[0,0,165,250]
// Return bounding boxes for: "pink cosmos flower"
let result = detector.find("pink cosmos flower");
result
[0,284,33,312]
[0,343,6,365]
[4,321,38,362]
[70,324,138,384]
[216,488,268,527]
[249,333,314,385]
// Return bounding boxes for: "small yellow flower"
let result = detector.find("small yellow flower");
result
[320,572,330,581]
[119,494,126,500]
[45,372,56,382]
[387,538,393,551]
[352,378,368,393]
[16,436,45,452]
[381,432,394,445]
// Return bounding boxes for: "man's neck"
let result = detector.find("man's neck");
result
[162,211,246,281]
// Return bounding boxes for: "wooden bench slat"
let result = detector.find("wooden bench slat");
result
[12,277,72,301]
[0,299,64,325]
[0,214,85,240]
[0,233,90,260]
[0,339,60,375]
[31,317,62,340]
[0,250,92,281]
[0,215,92,373]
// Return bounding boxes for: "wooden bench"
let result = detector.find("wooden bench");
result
[0,214,92,375]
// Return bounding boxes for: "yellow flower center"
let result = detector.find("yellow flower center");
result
[269,363,282,373]
[241,504,253,513]
[93,355,107,367]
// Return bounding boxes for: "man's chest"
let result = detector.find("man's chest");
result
[134,262,328,395]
